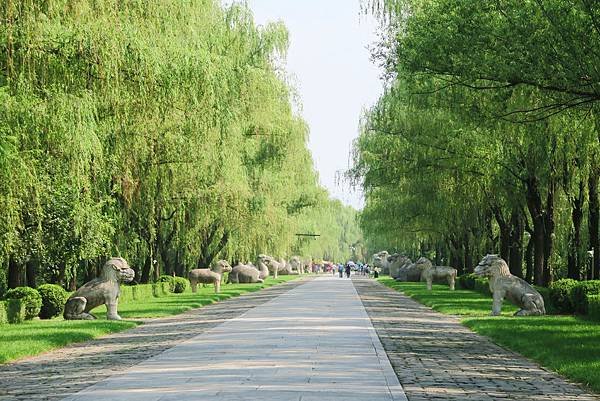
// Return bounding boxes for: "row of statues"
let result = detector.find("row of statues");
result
[373,251,546,316]
[64,254,313,321]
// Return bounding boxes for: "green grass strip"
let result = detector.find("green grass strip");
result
[378,277,600,393]
[0,275,299,364]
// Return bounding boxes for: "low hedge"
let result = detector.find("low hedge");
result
[588,295,600,321]
[120,283,169,303]
[570,280,600,314]
[5,299,26,324]
[5,287,42,320]
[549,279,578,313]
[458,273,477,290]
[171,277,188,293]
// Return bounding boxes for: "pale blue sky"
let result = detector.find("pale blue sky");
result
[243,1,383,209]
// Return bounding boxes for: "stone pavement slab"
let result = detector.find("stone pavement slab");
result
[60,276,407,401]
[353,277,600,401]
[0,278,309,401]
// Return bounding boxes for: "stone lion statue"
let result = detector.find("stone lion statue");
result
[227,263,264,284]
[64,257,135,320]
[256,255,272,279]
[188,260,232,294]
[373,251,390,275]
[475,254,546,316]
[416,257,457,290]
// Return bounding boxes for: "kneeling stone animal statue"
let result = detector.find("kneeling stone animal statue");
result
[416,257,457,290]
[228,263,264,284]
[64,257,135,320]
[475,254,545,316]
[188,260,232,294]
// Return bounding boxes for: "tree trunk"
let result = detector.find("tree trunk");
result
[8,256,21,289]
[508,209,524,278]
[25,260,37,288]
[525,177,548,286]
[463,232,473,273]
[542,179,556,285]
[589,168,600,280]
[525,233,534,283]
[567,180,585,279]
[493,207,510,261]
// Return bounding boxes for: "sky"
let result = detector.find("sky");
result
[243,0,384,209]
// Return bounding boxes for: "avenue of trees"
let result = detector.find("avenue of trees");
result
[351,0,600,285]
[0,0,362,294]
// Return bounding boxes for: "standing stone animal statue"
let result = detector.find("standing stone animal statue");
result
[188,260,232,294]
[373,251,391,275]
[290,256,306,274]
[387,254,412,280]
[227,263,264,284]
[416,257,457,290]
[270,257,297,275]
[64,257,135,320]
[475,254,546,316]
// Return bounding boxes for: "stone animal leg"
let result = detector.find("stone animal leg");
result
[106,300,121,320]
[64,297,96,320]
[491,291,504,316]
[515,296,542,316]
[190,279,198,293]
[448,275,455,290]
[426,277,433,291]
[214,278,221,294]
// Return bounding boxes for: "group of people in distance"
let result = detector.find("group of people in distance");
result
[333,261,378,278]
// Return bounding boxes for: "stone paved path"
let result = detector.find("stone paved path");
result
[59,276,406,401]
[0,278,310,401]
[353,277,600,401]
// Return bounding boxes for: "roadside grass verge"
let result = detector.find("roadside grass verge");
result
[378,277,600,393]
[0,275,300,364]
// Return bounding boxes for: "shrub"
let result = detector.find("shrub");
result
[473,277,491,296]
[588,295,600,321]
[458,273,477,290]
[0,301,7,324]
[549,279,578,313]
[570,281,600,314]
[171,277,188,294]
[534,286,555,314]
[6,299,25,324]
[5,287,42,320]
[37,284,68,319]
[158,275,175,284]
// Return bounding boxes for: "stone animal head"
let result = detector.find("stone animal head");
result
[387,253,410,265]
[474,254,510,278]
[373,251,389,267]
[215,260,233,273]
[415,257,433,270]
[101,257,135,283]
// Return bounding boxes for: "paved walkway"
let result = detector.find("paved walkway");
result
[353,278,600,401]
[59,276,405,401]
[0,279,309,401]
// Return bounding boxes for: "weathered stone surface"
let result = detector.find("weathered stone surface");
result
[475,255,545,316]
[188,260,232,293]
[64,258,135,321]
[416,257,457,291]
[353,278,598,401]
[227,263,263,284]
[0,278,309,401]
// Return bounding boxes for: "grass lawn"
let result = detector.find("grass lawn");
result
[0,275,299,364]
[378,277,600,393]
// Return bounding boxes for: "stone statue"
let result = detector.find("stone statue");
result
[64,257,135,320]
[373,251,390,275]
[394,258,422,282]
[387,254,412,279]
[290,256,306,274]
[475,254,546,316]
[227,264,264,284]
[256,255,272,279]
[416,257,457,290]
[188,260,232,294]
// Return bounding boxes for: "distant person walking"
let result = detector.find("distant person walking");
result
[345,263,351,278]
[338,263,344,278]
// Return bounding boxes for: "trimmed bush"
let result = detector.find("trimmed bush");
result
[37,284,68,319]
[6,299,26,324]
[5,287,42,320]
[588,295,600,321]
[570,281,600,314]
[549,279,578,313]
[458,273,477,290]
[152,282,169,297]
[171,277,188,294]
[473,277,491,296]
[0,301,7,324]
